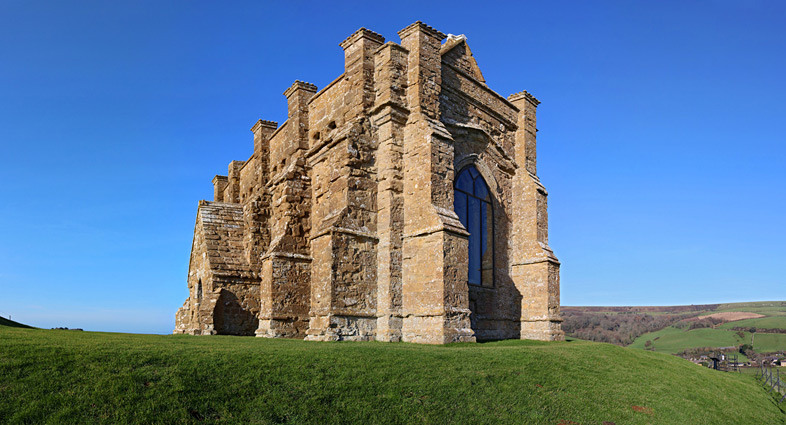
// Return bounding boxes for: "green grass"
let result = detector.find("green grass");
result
[629,327,749,354]
[628,301,786,358]
[753,333,786,353]
[717,301,786,311]
[1,326,784,424]
[739,366,786,376]
[719,316,786,330]
[713,302,786,317]
[628,326,684,350]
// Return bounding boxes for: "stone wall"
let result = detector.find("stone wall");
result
[174,201,259,335]
[175,21,563,343]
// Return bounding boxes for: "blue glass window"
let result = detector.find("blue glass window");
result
[453,166,494,286]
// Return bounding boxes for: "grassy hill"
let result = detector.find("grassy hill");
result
[627,302,786,358]
[629,327,749,353]
[1,325,784,424]
[718,316,786,330]
[0,316,33,328]
[564,301,786,362]
[753,333,786,353]
[712,301,786,316]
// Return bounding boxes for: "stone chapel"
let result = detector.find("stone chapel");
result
[174,22,564,344]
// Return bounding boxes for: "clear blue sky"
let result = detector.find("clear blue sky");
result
[1,1,784,334]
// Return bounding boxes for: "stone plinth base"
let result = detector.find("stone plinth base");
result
[520,320,565,341]
[305,315,377,341]
[375,315,403,342]
[402,315,476,344]
[255,318,304,338]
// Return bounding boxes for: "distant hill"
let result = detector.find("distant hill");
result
[0,316,33,329]
[562,303,721,314]
[563,301,786,364]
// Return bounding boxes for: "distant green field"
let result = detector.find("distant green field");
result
[753,333,786,352]
[717,301,786,310]
[627,302,786,358]
[629,327,749,354]
[739,366,786,376]
[630,326,785,356]
[709,308,786,316]
[712,302,786,317]
[718,316,786,330]
[1,325,784,424]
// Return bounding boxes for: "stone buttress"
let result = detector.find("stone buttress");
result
[256,82,314,338]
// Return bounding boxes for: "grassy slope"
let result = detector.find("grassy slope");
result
[1,326,784,425]
[719,316,786,330]
[0,317,33,328]
[630,327,786,355]
[629,327,749,353]
[716,301,786,313]
[629,301,786,356]
[753,333,786,352]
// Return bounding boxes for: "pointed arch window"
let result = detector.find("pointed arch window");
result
[454,166,494,286]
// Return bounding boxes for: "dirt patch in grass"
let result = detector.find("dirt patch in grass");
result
[692,312,765,322]
[631,405,654,415]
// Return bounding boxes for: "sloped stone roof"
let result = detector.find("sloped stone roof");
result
[198,201,251,277]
